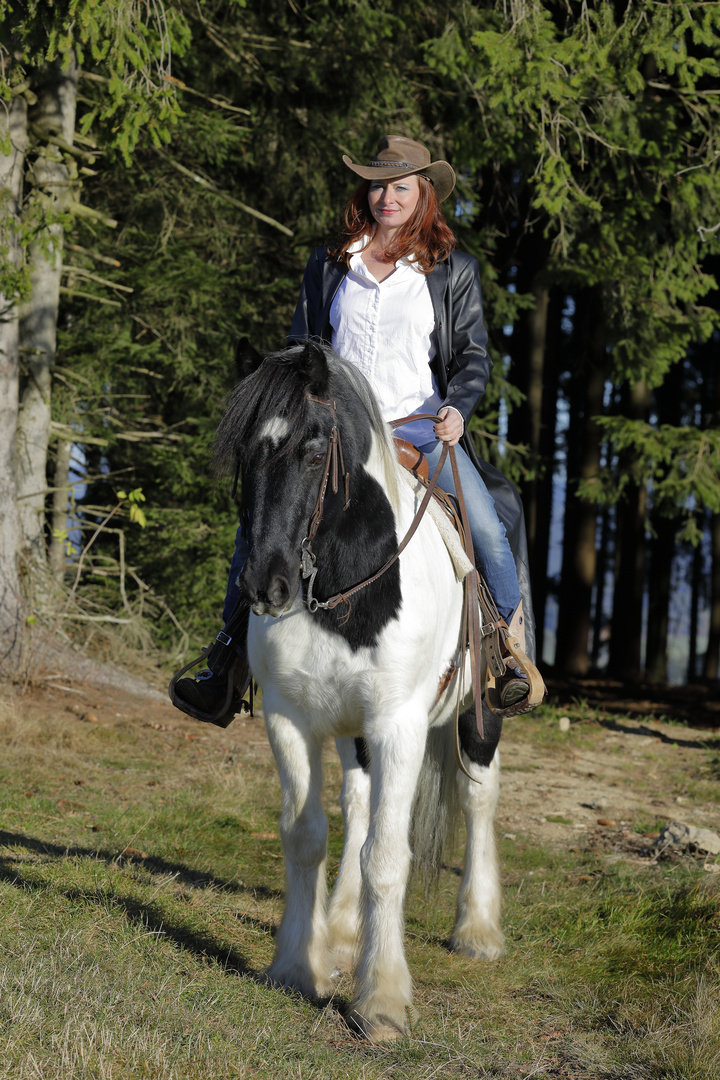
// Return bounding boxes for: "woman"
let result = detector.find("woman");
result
[173,136,532,724]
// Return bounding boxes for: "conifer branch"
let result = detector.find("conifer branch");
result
[59,287,122,307]
[164,75,251,116]
[67,243,121,267]
[157,151,293,235]
[62,266,133,292]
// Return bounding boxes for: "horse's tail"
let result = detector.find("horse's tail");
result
[410,720,461,889]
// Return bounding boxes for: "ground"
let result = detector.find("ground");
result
[9,663,720,862]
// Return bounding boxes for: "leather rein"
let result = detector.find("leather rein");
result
[299,396,508,753]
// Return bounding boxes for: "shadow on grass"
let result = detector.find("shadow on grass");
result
[0,853,257,977]
[0,829,351,1019]
[0,827,283,901]
[599,717,720,751]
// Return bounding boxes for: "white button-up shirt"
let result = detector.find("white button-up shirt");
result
[330,242,443,446]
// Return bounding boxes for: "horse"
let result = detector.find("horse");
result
[214,339,504,1043]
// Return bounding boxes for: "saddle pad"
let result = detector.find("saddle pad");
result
[398,468,473,581]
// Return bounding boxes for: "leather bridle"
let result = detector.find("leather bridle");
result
[298,397,509,755]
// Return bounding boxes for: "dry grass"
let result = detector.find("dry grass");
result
[1,682,719,1079]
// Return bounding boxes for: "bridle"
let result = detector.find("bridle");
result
[297,394,509,755]
[299,395,455,620]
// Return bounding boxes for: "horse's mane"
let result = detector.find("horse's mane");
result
[214,342,401,511]
[326,351,401,511]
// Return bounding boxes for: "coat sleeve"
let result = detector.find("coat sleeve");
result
[288,247,325,342]
[442,255,494,424]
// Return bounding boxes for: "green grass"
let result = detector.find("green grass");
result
[1,689,719,1079]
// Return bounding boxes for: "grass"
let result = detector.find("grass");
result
[1,685,719,1079]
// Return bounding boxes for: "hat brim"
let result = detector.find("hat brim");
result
[342,155,456,202]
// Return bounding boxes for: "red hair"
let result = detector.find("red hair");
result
[328,175,456,273]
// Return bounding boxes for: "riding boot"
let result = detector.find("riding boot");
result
[169,598,252,728]
[498,602,530,709]
[485,601,547,718]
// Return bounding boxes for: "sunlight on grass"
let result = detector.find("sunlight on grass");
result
[1,687,719,1078]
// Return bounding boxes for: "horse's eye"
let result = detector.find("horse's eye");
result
[309,452,325,467]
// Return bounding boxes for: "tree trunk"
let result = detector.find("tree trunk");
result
[687,538,704,683]
[554,286,606,676]
[16,57,78,598]
[530,287,561,663]
[703,511,720,680]
[645,513,675,684]
[0,94,29,669]
[590,506,612,669]
[49,436,73,580]
[607,380,651,680]
[645,362,683,684]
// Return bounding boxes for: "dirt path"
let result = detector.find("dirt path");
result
[7,672,720,864]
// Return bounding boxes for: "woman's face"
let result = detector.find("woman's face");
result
[367,174,421,231]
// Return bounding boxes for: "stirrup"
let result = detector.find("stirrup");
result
[485,602,546,718]
[168,648,253,727]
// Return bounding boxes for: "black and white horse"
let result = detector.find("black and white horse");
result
[215,340,503,1043]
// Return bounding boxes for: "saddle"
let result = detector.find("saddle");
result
[393,437,546,721]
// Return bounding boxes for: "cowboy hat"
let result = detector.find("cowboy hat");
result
[342,136,456,202]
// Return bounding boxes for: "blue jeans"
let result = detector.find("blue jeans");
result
[223,528,250,625]
[222,441,521,629]
[418,440,521,622]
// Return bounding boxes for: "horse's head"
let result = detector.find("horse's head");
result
[215,340,388,618]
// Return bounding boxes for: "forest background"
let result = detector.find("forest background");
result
[1,0,719,690]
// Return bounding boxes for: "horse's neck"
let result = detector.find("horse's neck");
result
[364,430,404,522]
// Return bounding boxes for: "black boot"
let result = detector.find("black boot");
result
[169,598,251,728]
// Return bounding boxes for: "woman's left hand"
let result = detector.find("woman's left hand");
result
[434,406,464,447]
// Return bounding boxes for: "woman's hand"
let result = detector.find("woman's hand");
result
[434,406,464,447]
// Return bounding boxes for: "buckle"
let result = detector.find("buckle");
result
[216,630,233,646]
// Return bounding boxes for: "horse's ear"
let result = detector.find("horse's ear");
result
[298,340,330,397]
[235,337,263,379]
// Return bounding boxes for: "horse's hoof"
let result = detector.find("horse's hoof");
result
[263,964,334,1000]
[449,931,505,961]
[347,1004,419,1043]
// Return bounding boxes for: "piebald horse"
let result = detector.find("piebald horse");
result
[215,340,504,1042]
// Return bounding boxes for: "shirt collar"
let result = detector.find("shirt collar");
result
[346,234,424,278]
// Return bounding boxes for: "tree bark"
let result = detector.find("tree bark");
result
[0,94,29,669]
[16,57,78,597]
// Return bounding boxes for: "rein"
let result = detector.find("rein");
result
[301,405,452,617]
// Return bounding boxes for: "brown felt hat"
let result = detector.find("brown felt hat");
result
[342,135,456,202]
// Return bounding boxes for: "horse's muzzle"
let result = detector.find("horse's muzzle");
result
[241,557,298,618]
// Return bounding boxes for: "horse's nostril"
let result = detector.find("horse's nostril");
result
[268,578,290,608]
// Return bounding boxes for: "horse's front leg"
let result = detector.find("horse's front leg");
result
[348,708,427,1043]
[450,705,504,959]
[327,736,371,973]
[264,705,334,999]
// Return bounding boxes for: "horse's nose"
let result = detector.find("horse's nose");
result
[240,555,295,617]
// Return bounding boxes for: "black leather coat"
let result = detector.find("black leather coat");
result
[288,246,536,660]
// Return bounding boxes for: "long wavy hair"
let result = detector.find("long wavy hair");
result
[328,175,456,273]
